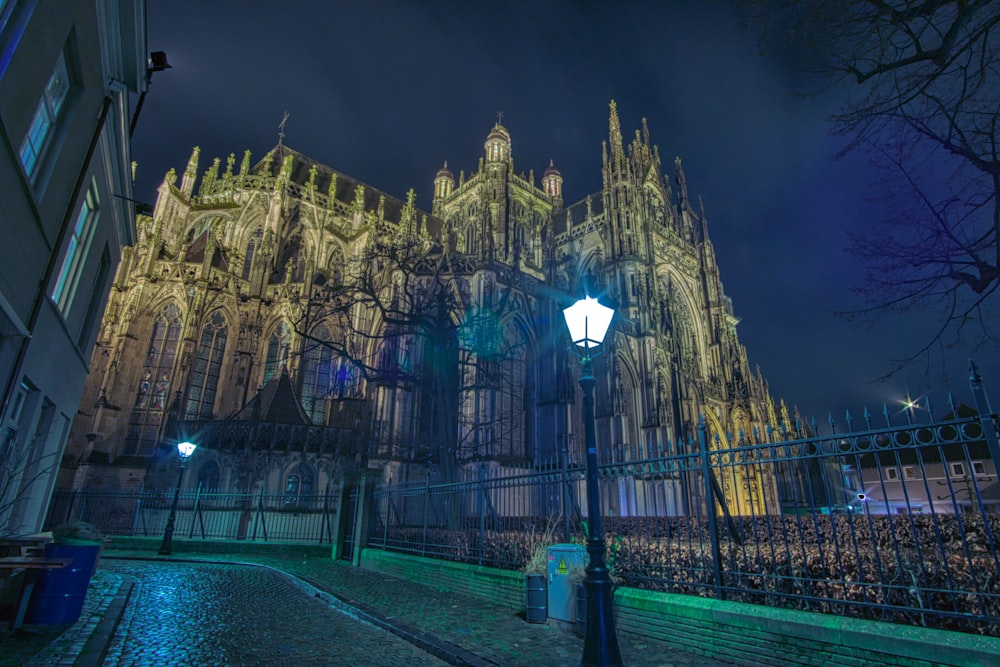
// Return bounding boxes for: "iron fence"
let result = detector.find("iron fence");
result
[368,390,1000,635]
[45,487,337,544]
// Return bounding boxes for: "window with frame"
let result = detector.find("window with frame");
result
[262,321,291,385]
[884,467,899,481]
[283,463,314,505]
[903,466,918,480]
[51,180,100,314]
[125,304,181,456]
[950,462,966,477]
[241,227,262,280]
[184,311,227,420]
[973,461,987,476]
[19,49,71,180]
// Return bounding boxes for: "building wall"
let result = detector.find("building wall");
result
[0,0,145,534]
[61,104,783,515]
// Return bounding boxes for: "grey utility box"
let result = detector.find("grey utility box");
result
[546,544,587,624]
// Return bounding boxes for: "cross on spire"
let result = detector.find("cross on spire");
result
[496,111,504,125]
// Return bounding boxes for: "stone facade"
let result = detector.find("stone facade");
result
[61,103,783,514]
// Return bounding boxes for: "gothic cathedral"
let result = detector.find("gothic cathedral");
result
[59,103,783,515]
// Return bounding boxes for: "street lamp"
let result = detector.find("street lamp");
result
[562,296,622,667]
[158,441,197,555]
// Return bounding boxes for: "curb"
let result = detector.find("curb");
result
[74,577,133,667]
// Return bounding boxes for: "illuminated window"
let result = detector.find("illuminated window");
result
[51,181,99,314]
[125,304,181,456]
[262,322,291,384]
[283,464,314,505]
[903,466,918,480]
[184,312,227,419]
[19,50,71,180]
[241,228,262,280]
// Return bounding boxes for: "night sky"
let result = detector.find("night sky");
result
[130,0,999,422]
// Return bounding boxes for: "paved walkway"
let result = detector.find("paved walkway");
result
[18,551,742,666]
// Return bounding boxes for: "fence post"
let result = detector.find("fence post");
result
[351,471,371,567]
[699,417,724,599]
[188,483,203,539]
[970,361,1000,468]
[131,485,144,536]
[478,465,490,566]
[422,470,430,558]
[561,435,570,541]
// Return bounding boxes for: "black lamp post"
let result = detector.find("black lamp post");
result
[562,296,622,667]
[159,441,197,555]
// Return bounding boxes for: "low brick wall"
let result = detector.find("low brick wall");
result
[360,549,525,610]
[360,549,1000,667]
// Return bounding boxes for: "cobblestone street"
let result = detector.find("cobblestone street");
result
[94,560,446,667]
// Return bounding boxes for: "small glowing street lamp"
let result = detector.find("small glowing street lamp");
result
[562,295,622,667]
[158,441,197,556]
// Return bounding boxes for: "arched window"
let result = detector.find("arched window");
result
[197,461,221,491]
[302,325,360,423]
[241,227,262,280]
[184,311,227,419]
[283,463,315,505]
[301,326,335,425]
[262,322,291,385]
[126,303,182,456]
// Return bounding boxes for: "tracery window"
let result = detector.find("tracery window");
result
[184,311,227,420]
[283,463,315,505]
[262,321,291,385]
[300,326,358,424]
[241,227,262,280]
[126,303,182,456]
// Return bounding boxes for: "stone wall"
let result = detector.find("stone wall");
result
[360,549,1000,667]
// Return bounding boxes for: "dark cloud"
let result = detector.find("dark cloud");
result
[132,0,999,420]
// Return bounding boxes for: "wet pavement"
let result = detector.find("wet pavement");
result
[95,560,447,666]
[14,550,739,667]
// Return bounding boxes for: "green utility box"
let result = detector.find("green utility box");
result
[546,544,586,625]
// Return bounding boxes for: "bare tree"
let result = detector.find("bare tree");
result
[742,0,1000,370]
[298,230,528,483]
[0,426,60,535]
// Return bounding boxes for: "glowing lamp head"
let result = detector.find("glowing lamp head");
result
[176,441,197,459]
[562,296,614,350]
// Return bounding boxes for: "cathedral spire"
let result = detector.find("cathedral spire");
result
[608,100,625,166]
[180,146,200,196]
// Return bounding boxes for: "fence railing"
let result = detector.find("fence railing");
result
[45,487,338,544]
[369,399,1000,635]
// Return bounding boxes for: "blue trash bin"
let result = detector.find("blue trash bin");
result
[25,543,100,625]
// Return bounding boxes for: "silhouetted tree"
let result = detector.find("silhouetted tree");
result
[742,0,1000,372]
[298,228,527,483]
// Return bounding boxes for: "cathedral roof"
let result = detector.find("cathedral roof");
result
[232,366,310,425]
[254,145,443,234]
[554,193,605,235]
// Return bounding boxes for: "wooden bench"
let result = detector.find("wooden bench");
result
[0,556,72,630]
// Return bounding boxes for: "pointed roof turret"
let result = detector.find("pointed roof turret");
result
[608,100,625,165]
[180,146,200,196]
[542,159,563,199]
[485,119,512,164]
[233,366,309,425]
